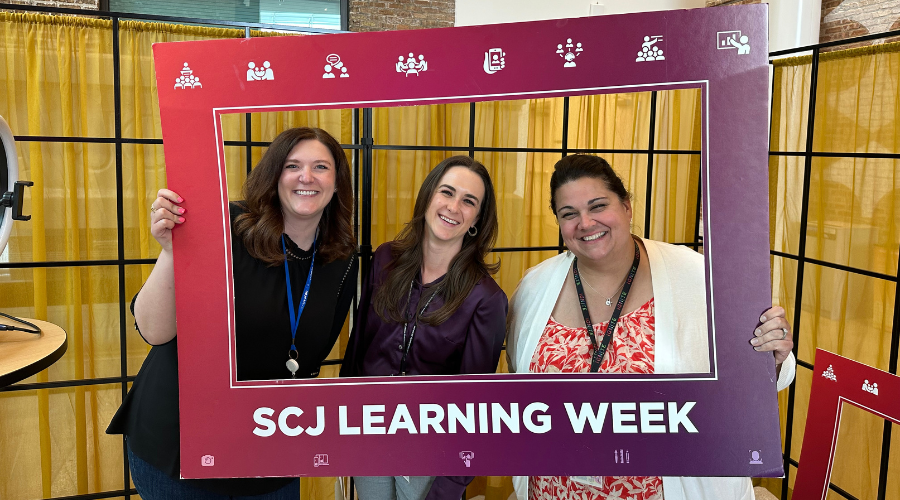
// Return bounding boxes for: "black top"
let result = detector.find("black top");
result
[107,203,358,495]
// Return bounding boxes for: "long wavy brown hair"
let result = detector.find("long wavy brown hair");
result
[372,156,500,326]
[234,127,355,265]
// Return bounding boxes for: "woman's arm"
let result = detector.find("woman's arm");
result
[133,189,185,346]
[458,286,509,374]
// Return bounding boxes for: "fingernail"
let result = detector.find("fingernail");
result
[178,207,185,214]
[177,197,183,202]
[753,346,760,351]
[754,328,761,335]
[760,315,767,322]
[178,217,185,222]
[750,338,759,346]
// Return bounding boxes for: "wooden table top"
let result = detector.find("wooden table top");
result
[0,316,67,388]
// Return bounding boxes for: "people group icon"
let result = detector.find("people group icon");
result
[174,62,202,89]
[323,54,349,79]
[862,379,879,395]
[247,61,274,81]
[749,450,763,464]
[396,52,428,76]
[636,35,665,62]
[556,38,583,68]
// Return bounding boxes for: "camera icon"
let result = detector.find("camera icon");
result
[201,455,215,467]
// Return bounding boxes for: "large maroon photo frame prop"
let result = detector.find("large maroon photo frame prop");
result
[154,4,784,479]
[792,350,900,499]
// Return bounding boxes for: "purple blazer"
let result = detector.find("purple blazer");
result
[340,242,509,500]
[341,242,508,377]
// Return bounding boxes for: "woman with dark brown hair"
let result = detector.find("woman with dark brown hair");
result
[506,154,795,500]
[108,127,358,499]
[341,155,508,500]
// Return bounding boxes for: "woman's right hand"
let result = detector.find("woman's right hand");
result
[150,189,185,252]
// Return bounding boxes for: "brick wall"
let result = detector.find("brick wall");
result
[349,0,453,32]
[821,0,900,45]
[0,0,98,9]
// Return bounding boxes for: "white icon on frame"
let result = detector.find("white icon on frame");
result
[556,38,583,68]
[717,31,750,54]
[862,379,879,395]
[636,36,665,62]
[174,62,202,89]
[323,54,349,79]
[247,61,274,81]
[396,52,428,76]
[483,48,505,74]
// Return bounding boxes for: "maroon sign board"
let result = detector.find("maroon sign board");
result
[152,4,785,479]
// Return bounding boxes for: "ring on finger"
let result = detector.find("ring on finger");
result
[150,204,157,214]
[781,328,788,340]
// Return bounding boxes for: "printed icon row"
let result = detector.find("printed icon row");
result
[821,363,882,396]
[173,30,753,90]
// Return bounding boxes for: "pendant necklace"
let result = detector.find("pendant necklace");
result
[282,232,316,378]
[572,239,640,372]
[581,272,628,306]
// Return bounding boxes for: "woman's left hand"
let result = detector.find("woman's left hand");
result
[751,306,793,365]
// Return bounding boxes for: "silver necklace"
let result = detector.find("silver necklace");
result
[581,272,628,306]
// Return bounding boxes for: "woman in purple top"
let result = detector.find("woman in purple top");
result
[341,155,508,500]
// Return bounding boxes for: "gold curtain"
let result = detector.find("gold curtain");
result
[763,42,900,500]
[0,9,852,500]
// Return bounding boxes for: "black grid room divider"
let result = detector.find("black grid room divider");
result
[1,3,899,499]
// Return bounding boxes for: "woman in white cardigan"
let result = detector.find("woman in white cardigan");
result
[506,154,796,500]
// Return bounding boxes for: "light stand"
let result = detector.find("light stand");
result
[0,115,32,255]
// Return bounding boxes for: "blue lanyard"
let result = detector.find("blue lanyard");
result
[282,233,316,357]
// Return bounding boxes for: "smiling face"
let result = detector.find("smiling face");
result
[554,176,633,263]
[277,139,336,226]
[423,166,485,247]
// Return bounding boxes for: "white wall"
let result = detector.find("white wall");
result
[455,0,821,53]
[769,0,821,52]
[455,0,707,27]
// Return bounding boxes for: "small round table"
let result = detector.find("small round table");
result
[0,317,67,388]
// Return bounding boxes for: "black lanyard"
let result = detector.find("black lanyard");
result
[572,239,640,372]
[398,280,437,376]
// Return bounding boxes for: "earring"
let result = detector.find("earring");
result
[467,226,478,237]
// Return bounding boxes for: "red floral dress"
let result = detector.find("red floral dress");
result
[528,298,663,500]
